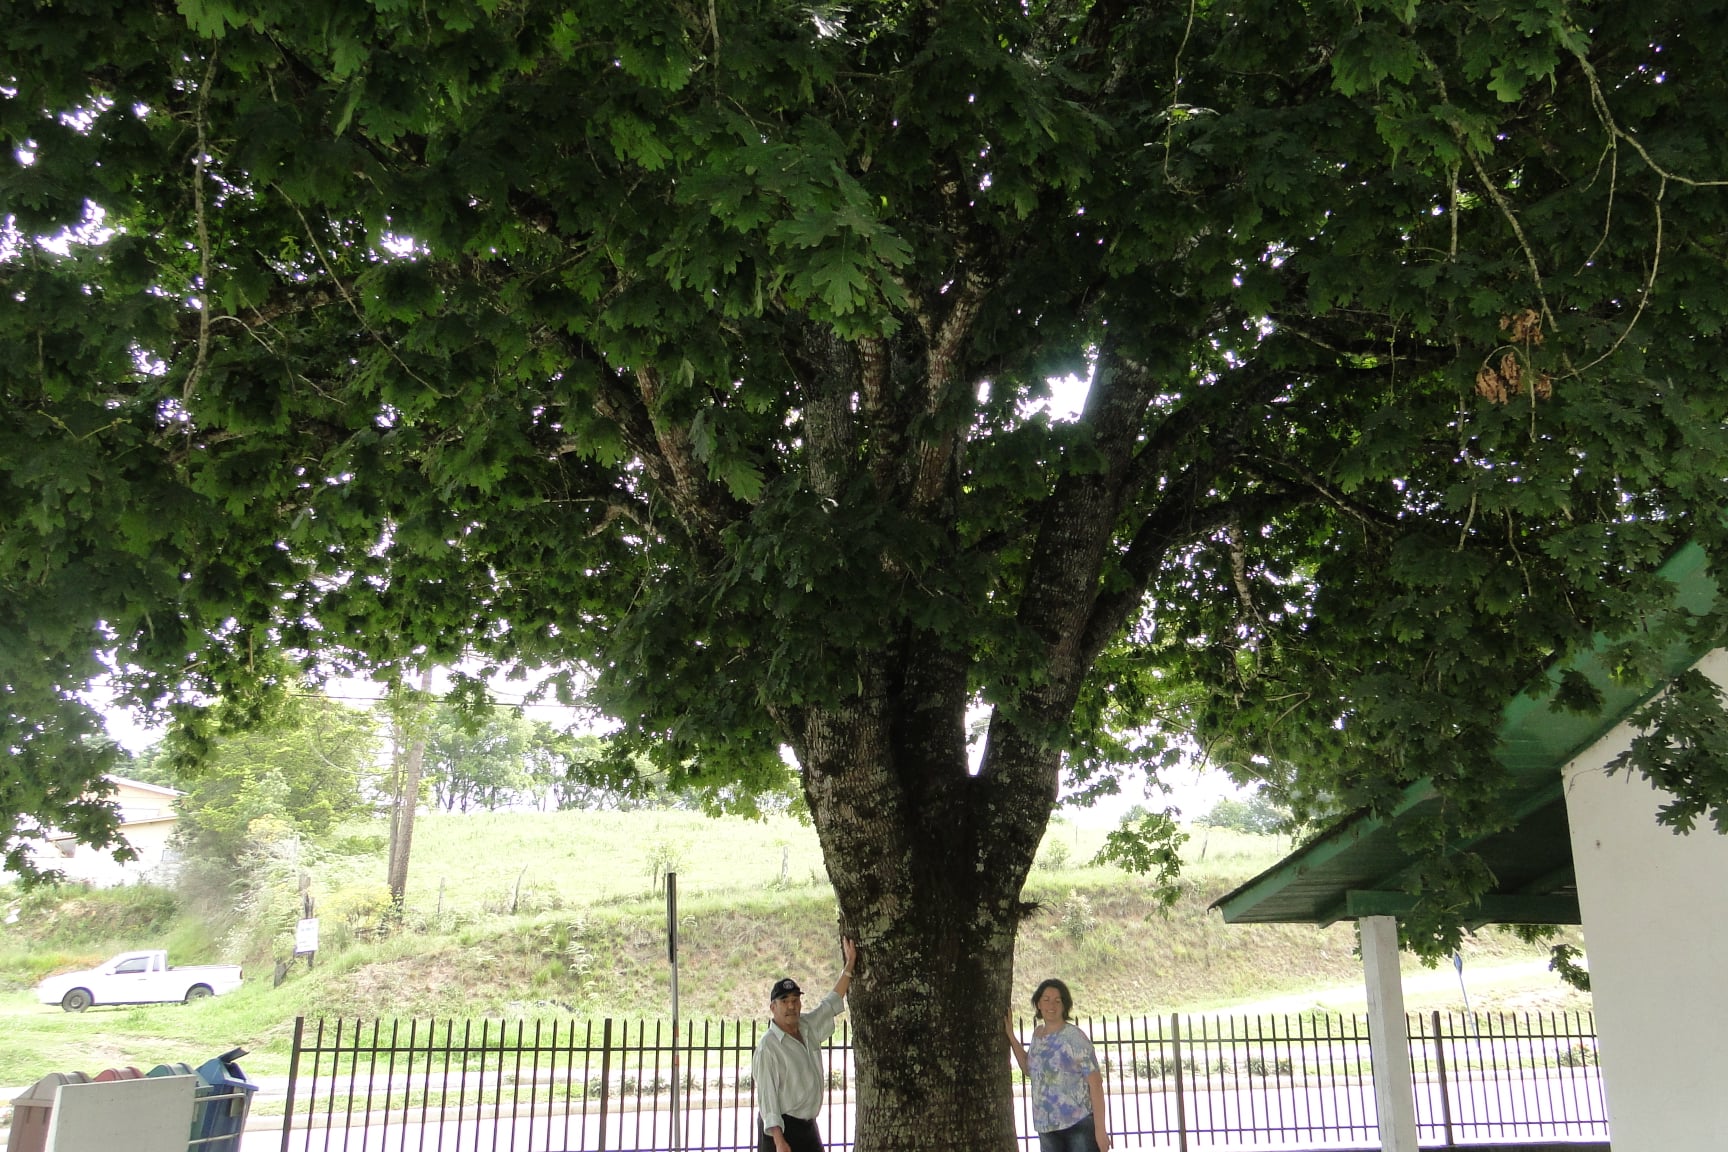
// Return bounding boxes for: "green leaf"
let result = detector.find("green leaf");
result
[806,246,870,315]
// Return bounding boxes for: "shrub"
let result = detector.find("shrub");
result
[1131,1057,1196,1079]
[1058,891,1097,941]
[3,883,178,946]
[328,832,388,856]
[322,883,395,941]
[644,839,686,896]
[182,831,303,963]
[1036,841,1071,871]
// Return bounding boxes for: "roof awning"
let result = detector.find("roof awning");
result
[1213,541,1720,927]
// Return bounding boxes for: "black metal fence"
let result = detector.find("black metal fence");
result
[277,1011,1607,1151]
[1408,1011,1606,1146]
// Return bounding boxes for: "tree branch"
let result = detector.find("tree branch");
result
[1006,340,1164,693]
[183,48,219,405]
[1240,455,1400,531]
[908,156,996,510]
[585,366,736,548]
[1077,485,1311,671]
[908,269,990,510]
[791,324,862,501]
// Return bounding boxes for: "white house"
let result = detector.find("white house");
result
[12,775,182,887]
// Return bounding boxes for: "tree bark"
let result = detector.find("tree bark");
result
[790,649,1054,1152]
[849,910,1021,1152]
[386,670,431,909]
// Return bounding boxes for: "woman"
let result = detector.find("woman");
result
[1005,978,1111,1152]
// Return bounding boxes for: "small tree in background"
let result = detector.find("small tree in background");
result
[1198,793,1293,837]
[423,705,537,812]
[168,694,379,863]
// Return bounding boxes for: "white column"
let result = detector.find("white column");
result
[1361,914,1420,1152]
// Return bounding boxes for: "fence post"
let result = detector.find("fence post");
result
[598,1018,613,1152]
[278,1016,304,1152]
[1432,1010,1455,1147]
[1171,1013,1188,1152]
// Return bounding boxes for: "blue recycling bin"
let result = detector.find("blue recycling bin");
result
[189,1048,256,1152]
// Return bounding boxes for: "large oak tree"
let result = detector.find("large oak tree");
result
[7,1,1728,1147]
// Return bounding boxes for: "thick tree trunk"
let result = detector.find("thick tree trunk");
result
[846,885,1023,1151]
[790,652,1058,1152]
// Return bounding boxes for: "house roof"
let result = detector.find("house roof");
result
[105,775,183,798]
[1213,541,1721,927]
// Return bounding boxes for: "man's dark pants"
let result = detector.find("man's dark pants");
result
[759,1114,823,1152]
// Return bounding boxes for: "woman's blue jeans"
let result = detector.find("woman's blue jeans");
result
[1037,1115,1102,1152]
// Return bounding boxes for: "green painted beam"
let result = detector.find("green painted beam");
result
[1343,890,1414,916]
[1518,864,1576,895]
[1210,781,1437,924]
[1343,890,1581,924]
[1316,896,1350,928]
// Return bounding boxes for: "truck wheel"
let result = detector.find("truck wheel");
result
[185,984,214,1002]
[61,988,93,1013]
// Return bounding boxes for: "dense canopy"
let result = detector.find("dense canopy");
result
[7,1,1728,1146]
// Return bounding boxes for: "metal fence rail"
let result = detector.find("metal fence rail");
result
[1080,1013,1384,1149]
[279,1011,1608,1151]
[1408,1011,1607,1146]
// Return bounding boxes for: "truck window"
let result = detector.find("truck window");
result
[114,958,149,974]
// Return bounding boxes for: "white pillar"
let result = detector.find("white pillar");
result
[1360,914,1419,1152]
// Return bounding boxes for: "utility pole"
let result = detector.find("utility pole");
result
[387,668,433,909]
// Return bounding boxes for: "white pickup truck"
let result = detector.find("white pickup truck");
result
[37,950,244,1012]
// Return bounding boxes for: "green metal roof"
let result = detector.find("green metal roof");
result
[1213,542,1721,927]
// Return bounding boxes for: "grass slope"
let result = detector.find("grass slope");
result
[0,812,1584,1089]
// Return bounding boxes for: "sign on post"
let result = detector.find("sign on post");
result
[295,917,319,969]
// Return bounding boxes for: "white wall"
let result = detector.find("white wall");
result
[1563,648,1728,1152]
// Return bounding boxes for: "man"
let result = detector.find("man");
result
[753,937,857,1152]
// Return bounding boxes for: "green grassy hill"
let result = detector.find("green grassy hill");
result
[0,811,1585,1086]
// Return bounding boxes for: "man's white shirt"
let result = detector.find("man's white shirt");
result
[753,990,846,1133]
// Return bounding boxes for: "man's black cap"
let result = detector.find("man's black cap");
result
[770,977,802,1002]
